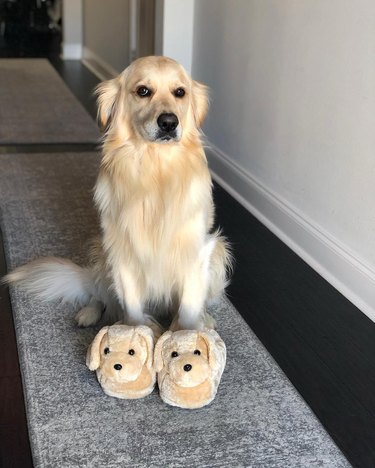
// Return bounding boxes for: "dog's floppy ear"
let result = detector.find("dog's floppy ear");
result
[86,326,109,371]
[154,331,173,373]
[95,76,121,132]
[199,330,226,373]
[135,326,155,370]
[191,80,209,128]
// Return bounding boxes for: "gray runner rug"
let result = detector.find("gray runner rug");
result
[0,59,99,144]
[0,152,350,467]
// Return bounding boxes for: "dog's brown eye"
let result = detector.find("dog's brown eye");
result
[137,86,151,97]
[171,351,178,358]
[104,347,110,354]
[128,349,135,355]
[194,349,201,355]
[174,88,185,98]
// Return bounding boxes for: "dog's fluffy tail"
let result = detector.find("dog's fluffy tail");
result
[2,257,94,306]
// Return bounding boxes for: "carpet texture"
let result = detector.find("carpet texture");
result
[0,152,351,467]
[0,59,99,144]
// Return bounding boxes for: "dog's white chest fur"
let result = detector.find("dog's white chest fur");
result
[94,145,214,303]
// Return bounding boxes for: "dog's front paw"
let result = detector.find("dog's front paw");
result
[170,311,216,331]
[75,305,102,327]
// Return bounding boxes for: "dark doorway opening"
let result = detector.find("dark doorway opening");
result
[0,0,61,58]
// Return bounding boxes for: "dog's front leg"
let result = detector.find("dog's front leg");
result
[112,264,145,325]
[177,274,209,330]
[175,238,217,330]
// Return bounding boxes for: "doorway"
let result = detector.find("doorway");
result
[0,0,62,57]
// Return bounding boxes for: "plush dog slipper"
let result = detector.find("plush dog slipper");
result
[86,324,158,399]
[154,329,226,409]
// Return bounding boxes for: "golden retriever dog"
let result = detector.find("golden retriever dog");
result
[5,56,231,330]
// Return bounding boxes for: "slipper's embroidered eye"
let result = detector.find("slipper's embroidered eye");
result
[137,86,152,97]
[171,351,179,358]
[104,347,110,354]
[194,350,201,355]
[128,349,135,356]
[174,88,185,98]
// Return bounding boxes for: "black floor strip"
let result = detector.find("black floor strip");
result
[0,142,99,154]
[213,182,375,467]
[0,228,33,468]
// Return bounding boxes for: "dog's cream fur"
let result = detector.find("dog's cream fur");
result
[4,56,231,330]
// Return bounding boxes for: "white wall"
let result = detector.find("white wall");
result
[82,0,130,77]
[192,0,375,320]
[155,0,195,74]
[62,0,82,59]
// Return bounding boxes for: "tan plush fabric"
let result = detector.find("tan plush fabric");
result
[154,329,226,409]
[86,325,157,399]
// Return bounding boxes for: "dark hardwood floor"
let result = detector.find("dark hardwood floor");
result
[214,185,375,467]
[0,230,33,468]
[1,56,375,467]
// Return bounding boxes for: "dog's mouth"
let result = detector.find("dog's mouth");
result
[155,130,178,143]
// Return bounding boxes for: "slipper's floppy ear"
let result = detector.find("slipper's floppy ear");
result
[135,326,155,370]
[86,326,109,371]
[198,330,226,373]
[154,331,173,373]
[95,76,121,132]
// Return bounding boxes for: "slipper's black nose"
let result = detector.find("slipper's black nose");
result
[114,364,122,371]
[183,364,192,372]
[157,113,179,133]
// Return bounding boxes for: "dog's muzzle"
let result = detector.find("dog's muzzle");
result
[156,113,179,141]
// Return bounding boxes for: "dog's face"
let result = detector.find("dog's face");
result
[154,330,220,388]
[96,56,209,144]
[86,325,154,383]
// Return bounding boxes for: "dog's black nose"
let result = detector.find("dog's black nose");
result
[183,364,192,372]
[114,364,122,371]
[157,113,179,133]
